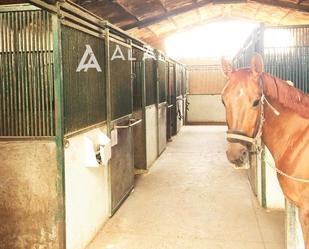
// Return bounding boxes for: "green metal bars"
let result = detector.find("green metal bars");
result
[109,40,132,120]
[157,55,167,103]
[233,25,309,93]
[175,63,183,97]
[132,47,144,112]
[232,26,264,69]
[264,26,309,93]
[0,9,55,136]
[61,25,106,135]
[145,56,156,106]
[0,2,189,138]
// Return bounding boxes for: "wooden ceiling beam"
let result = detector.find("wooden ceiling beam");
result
[121,0,246,30]
[192,0,203,23]
[253,3,262,18]
[112,0,140,21]
[157,0,168,12]
[146,26,160,38]
[277,9,292,24]
[156,0,180,29]
[252,0,309,13]
[112,0,161,36]
[121,0,210,30]
[144,14,225,44]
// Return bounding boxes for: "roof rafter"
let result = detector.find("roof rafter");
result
[252,0,309,13]
[156,0,179,28]
[121,0,246,30]
[112,0,140,21]
[277,9,293,25]
[144,14,226,44]
[157,0,168,12]
[192,0,203,23]
[112,0,161,38]
[121,0,247,30]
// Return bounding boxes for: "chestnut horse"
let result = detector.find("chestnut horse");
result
[221,54,309,248]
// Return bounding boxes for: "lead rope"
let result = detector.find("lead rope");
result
[258,151,309,183]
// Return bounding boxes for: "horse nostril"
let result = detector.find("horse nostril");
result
[239,149,249,163]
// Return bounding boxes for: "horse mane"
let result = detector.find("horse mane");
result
[262,73,309,119]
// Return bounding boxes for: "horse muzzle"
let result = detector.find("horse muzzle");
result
[226,142,250,168]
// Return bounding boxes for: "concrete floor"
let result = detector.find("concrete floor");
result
[87,126,285,249]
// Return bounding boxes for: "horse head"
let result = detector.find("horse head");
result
[221,54,264,167]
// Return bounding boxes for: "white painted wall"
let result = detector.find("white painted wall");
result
[146,104,158,168]
[65,125,110,249]
[286,201,304,249]
[256,147,285,210]
[187,94,226,123]
[264,147,285,209]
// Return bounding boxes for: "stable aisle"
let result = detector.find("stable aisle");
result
[87,126,284,249]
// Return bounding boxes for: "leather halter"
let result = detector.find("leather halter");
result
[226,75,279,152]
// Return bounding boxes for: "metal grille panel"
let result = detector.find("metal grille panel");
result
[233,26,309,93]
[232,27,263,69]
[0,10,54,136]
[62,25,106,134]
[175,64,182,96]
[182,67,187,95]
[132,48,144,112]
[145,57,156,106]
[264,26,309,93]
[110,41,132,120]
[168,62,175,105]
[158,59,166,103]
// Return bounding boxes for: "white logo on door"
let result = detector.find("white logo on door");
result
[76,44,102,72]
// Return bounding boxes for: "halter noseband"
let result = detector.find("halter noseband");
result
[226,75,279,152]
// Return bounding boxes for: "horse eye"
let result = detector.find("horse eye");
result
[252,99,260,107]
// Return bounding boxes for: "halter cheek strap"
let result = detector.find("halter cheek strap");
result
[226,76,280,152]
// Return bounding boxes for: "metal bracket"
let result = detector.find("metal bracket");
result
[114,119,142,129]
[63,138,70,149]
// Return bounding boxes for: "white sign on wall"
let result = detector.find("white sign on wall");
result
[76,44,102,72]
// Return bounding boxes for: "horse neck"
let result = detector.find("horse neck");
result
[261,98,305,165]
[260,73,308,164]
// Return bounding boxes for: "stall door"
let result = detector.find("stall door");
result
[145,56,158,167]
[109,40,134,214]
[157,56,167,154]
[176,64,183,133]
[132,48,147,170]
[170,63,177,136]
[166,62,173,141]
[110,119,134,213]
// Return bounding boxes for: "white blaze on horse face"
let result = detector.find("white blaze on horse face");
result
[239,88,244,98]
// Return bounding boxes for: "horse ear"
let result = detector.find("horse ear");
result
[251,53,264,77]
[221,57,233,78]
